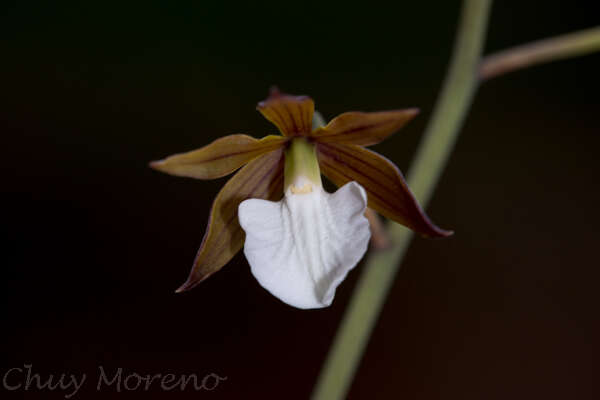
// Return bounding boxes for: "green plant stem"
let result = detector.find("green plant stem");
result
[311,1,493,399]
[312,5,600,400]
[480,26,600,80]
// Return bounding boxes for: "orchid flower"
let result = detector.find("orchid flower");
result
[150,89,451,309]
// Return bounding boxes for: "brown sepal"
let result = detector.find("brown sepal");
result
[176,148,285,292]
[311,109,419,146]
[257,87,314,137]
[316,142,452,238]
[150,134,286,180]
[365,208,391,250]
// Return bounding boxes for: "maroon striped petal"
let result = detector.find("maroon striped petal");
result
[311,109,419,146]
[316,142,451,238]
[176,148,285,292]
[150,134,287,180]
[257,88,314,137]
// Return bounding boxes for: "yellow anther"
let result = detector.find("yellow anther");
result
[290,183,313,194]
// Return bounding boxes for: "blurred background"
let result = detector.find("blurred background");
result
[1,1,599,399]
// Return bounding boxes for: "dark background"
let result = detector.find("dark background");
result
[2,1,599,399]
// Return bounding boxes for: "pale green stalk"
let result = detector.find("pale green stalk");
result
[311,1,492,398]
[480,26,600,80]
[312,1,600,398]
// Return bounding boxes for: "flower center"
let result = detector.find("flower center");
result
[284,138,322,195]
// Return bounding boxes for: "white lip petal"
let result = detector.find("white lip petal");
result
[238,181,371,309]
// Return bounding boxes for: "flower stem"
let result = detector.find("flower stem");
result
[312,4,600,399]
[311,1,493,398]
[480,26,600,81]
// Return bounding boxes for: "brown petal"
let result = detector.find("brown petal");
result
[176,148,285,292]
[150,134,287,180]
[364,208,391,250]
[311,109,419,146]
[257,88,314,137]
[316,143,451,238]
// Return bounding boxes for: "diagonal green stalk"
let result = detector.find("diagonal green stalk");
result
[312,1,600,397]
[480,26,600,80]
[311,1,493,398]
